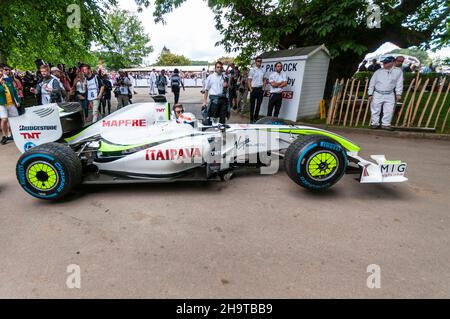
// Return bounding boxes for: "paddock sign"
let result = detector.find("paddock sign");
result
[257,58,305,122]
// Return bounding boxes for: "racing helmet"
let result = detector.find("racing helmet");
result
[176,112,197,128]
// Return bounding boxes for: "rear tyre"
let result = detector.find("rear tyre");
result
[284,135,347,190]
[16,143,82,200]
[255,116,292,125]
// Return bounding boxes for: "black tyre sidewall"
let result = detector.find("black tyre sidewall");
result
[16,143,81,200]
[287,137,347,190]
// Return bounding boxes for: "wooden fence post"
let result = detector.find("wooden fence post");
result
[342,79,355,126]
[326,79,339,125]
[337,79,350,125]
[403,77,421,127]
[349,80,361,126]
[408,78,429,127]
[417,78,438,127]
[395,79,416,127]
[426,78,446,128]
[331,79,345,125]
[433,81,450,129]
[355,79,369,127]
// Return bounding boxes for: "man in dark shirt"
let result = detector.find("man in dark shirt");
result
[367,59,381,72]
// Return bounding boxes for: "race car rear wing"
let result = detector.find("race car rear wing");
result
[9,103,63,153]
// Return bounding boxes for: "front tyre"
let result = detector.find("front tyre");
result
[284,135,347,190]
[16,143,82,200]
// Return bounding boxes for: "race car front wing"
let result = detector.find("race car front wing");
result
[350,154,408,183]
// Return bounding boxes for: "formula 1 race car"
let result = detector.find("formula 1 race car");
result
[9,101,408,200]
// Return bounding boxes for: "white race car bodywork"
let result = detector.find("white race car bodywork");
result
[10,102,408,188]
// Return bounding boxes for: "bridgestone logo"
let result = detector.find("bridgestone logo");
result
[19,125,57,131]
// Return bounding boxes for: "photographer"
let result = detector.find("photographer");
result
[202,61,229,124]
[114,70,131,109]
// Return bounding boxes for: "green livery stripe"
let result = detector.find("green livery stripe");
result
[384,160,401,164]
[167,102,170,121]
[273,129,361,152]
[64,128,88,142]
[99,141,149,152]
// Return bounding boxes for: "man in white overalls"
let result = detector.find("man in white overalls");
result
[368,56,403,130]
[31,65,64,105]
[82,65,105,123]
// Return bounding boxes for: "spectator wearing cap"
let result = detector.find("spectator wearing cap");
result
[367,56,403,130]
[51,66,70,101]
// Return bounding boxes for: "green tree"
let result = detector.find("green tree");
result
[147,0,449,84]
[388,48,431,65]
[96,10,153,69]
[154,47,191,65]
[215,56,235,65]
[0,0,110,68]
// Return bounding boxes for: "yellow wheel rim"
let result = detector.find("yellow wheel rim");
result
[307,151,338,180]
[26,161,59,191]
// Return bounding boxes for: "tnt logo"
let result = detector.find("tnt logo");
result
[20,132,41,139]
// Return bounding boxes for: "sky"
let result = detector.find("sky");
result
[117,0,230,65]
[117,0,449,66]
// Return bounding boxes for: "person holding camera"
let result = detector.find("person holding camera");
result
[202,61,229,125]
[114,70,131,109]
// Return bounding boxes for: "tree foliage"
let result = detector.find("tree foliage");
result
[149,0,449,80]
[0,0,113,69]
[96,10,153,69]
[154,47,192,65]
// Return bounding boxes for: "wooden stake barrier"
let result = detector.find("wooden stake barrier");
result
[403,77,421,127]
[408,78,429,127]
[417,78,438,127]
[355,79,369,127]
[395,79,415,127]
[426,78,446,128]
[433,81,450,129]
[337,79,350,125]
[330,79,345,125]
[326,79,339,125]
[342,79,355,126]
[349,80,361,126]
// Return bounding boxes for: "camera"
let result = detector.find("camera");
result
[222,76,229,96]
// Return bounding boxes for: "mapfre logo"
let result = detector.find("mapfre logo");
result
[20,132,41,139]
[145,148,202,161]
[102,119,147,127]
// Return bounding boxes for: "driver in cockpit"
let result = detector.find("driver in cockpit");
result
[172,104,196,127]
